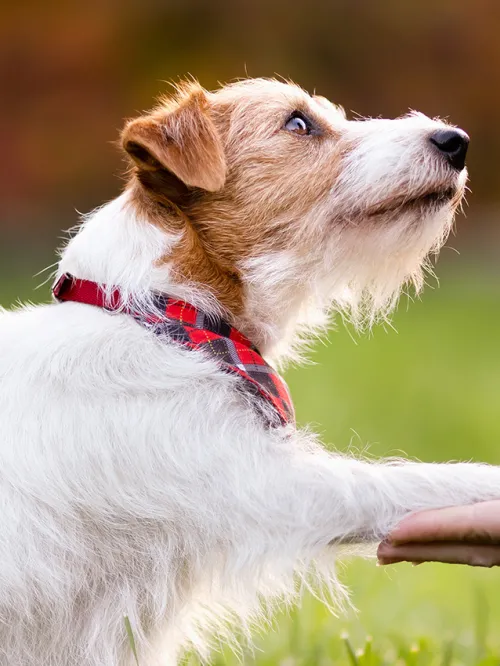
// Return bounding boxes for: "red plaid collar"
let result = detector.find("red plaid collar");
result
[52,274,294,428]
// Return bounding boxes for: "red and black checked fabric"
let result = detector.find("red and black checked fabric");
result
[52,274,295,428]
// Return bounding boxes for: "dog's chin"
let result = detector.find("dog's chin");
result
[367,187,459,218]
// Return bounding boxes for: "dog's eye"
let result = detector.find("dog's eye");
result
[284,112,312,136]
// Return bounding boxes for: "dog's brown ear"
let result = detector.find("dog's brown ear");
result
[122,82,226,196]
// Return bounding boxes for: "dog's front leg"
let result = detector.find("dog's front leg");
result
[241,429,500,558]
[324,456,500,545]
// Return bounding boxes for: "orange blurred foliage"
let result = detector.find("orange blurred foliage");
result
[1,0,500,253]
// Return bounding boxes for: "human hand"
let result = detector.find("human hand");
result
[377,501,500,567]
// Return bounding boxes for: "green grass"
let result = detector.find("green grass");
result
[4,267,500,665]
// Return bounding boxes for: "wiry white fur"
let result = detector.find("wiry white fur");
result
[59,194,223,318]
[219,87,468,362]
[0,82,494,666]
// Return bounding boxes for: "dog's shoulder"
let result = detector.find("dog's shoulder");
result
[0,300,275,484]
[0,299,239,405]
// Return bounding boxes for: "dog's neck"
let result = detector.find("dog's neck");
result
[57,191,324,365]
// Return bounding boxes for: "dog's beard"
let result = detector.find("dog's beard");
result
[325,200,457,327]
[238,195,458,368]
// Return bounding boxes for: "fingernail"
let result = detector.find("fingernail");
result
[387,534,403,546]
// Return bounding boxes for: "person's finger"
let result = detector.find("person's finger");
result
[377,540,500,567]
[389,502,500,545]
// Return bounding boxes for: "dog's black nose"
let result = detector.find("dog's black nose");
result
[429,129,469,171]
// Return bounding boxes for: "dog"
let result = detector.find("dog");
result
[1,77,498,666]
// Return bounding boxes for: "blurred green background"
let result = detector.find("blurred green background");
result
[2,1,500,664]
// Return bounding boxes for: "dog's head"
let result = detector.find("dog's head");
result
[121,78,468,361]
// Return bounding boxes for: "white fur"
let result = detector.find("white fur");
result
[0,88,494,666]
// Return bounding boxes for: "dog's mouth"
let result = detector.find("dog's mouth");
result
[367,187,456,217]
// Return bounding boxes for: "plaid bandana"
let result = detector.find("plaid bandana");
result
[52,274,294,428]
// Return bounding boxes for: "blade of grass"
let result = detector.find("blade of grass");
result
[341,631,360,666]
[407,644,419,666]
[441,641,453,666]
[363,635,372,666]
[124,615,140,666]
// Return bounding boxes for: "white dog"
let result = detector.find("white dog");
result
[0,78,496,666]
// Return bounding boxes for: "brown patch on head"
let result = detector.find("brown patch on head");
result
[184,80,345,283]
[121,78,346,320]
[122,82,244,315]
